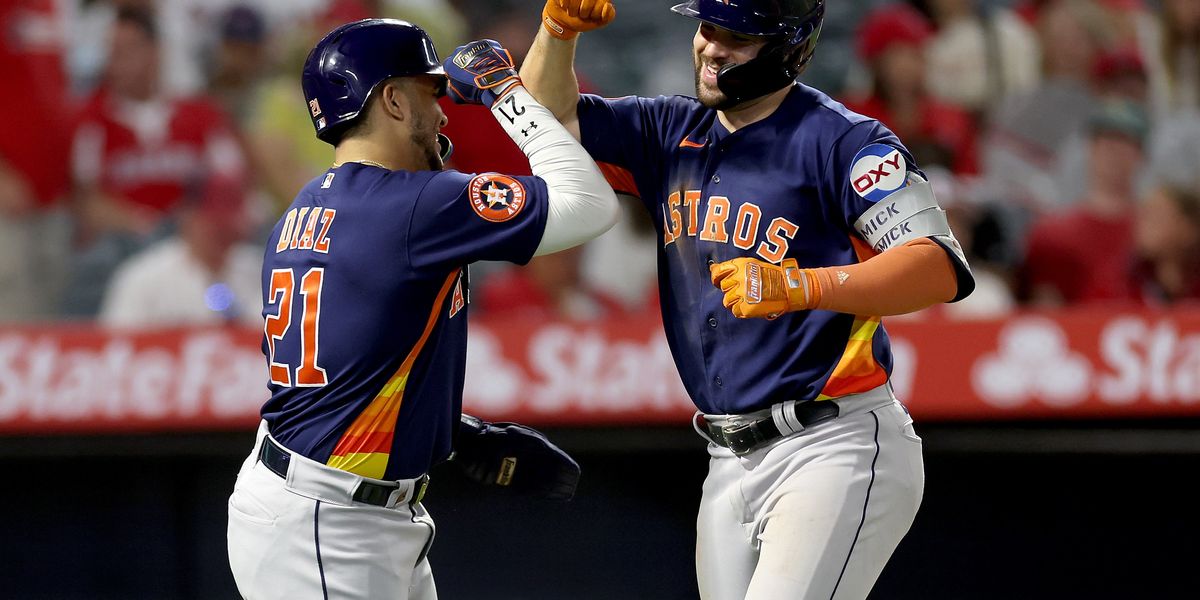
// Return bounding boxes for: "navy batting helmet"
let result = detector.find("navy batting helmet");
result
[672,0,824,108]
[302,19,448,147]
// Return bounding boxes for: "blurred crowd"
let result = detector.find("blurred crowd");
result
[1,0,1197,329]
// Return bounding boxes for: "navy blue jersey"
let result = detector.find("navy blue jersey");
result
[577,84,963,415]
[260,163,547,480]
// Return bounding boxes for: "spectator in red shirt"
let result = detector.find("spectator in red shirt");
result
[64,6,246,316]
[0,0,73,320]
[70,6,245,243]
[1020,100,1149,306]
[842,3,979,175]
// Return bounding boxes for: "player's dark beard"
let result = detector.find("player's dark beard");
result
[693,58,727,109]
[410,110,443,171]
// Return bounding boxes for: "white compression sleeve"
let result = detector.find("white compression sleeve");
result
[489,86,619,256]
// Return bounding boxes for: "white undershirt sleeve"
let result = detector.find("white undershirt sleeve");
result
[489,86,619,256]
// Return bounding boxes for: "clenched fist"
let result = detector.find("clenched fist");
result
[542,0,616,40]
[710,257,817,319]
[443,39,520,107]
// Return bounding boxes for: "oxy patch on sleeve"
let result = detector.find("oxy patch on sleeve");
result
[849,144,908,202]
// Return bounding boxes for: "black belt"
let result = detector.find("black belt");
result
[699,400,840,455]
[258,435,428,508]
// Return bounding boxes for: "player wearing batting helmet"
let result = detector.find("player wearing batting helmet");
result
[226,19,619,599]
[523,1,975,598]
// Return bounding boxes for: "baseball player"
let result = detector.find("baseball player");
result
[522,1,975,598]
[226,19,619,599]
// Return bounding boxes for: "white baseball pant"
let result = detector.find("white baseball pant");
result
[694,385,924,600]
[227,421,437,600]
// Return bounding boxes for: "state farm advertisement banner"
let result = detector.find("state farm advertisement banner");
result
[0,327,265,434]
[0,309,1198,434]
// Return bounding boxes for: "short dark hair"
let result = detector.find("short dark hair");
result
[115,6,158,41]
[328,117,368,146]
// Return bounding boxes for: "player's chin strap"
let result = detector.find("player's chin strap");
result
[437,133,454,162]
[714,20,822,110]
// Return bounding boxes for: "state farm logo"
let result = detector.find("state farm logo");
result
[0,331,267,425]
[971,316,1200,408]
[972,318,1091,407]
[463,324,691,415]
[850,144,907,202]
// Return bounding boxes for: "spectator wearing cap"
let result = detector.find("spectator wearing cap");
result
[99,175,264,328]
[1019,100,1149,306]
[1052,45,1151,205]
[206,5,269,126]
[981,0,1112,213]
[1091,45,1149,102]
[842,3,979,174]
[1131,184,1200,305]
[919,0,1042,115]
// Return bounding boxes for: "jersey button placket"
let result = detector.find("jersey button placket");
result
[700,142,725,399]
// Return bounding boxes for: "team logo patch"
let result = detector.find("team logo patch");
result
[309,98,322,117]
[849,144,907,202]
[468,173,527,222]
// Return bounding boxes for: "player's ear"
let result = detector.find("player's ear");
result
[378,80,408,123]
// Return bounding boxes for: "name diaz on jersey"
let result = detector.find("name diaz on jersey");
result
[273,202,467,318]
[275,206,337,254]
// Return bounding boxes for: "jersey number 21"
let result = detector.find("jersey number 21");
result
[264,267,329,387]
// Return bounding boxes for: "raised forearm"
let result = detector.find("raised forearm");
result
[521,24,582,131]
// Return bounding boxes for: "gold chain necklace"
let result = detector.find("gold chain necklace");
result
[333,160,388,169]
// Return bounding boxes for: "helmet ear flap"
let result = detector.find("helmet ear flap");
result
[714,32,805,108]
[781,21,821,79]
[700,1,824,108]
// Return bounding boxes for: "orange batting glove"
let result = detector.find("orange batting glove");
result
[710,257,822,319]
[542,0,616,40]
